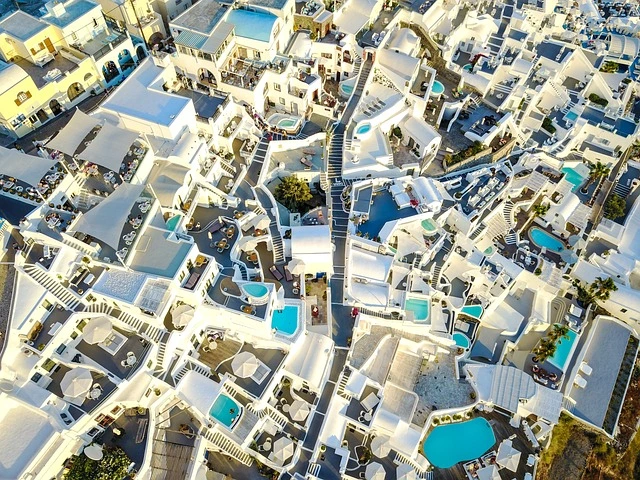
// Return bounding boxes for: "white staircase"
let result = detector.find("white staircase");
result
[430,264,442,288]
[173,361,210,383]
[393,451,428,478]
[202,429,254,466]
[154,334,169,374]
[270,222,285,264]
[336,368,353,399]
[23,264,80,310]
[84,302,113,314]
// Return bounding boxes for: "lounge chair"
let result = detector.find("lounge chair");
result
[270,265,284,281]
[284,266,293,282]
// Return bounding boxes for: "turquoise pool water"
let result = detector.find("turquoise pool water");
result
[421,218,437,234]
[461,304,483,319]
[340,83,354,95]
[405,298,429,322]
[272,305,299,336]
[547,328,578,371]
[484,246,494,255]
[423,417,496,468]
[278,118,297,128]
[463,63,473,72]
[243,283,269,298]
[356,123,371,135]
[431,80,445,95]
[453,333,470,349]
[561,166,588,192]
[227,9,277,42]
[530,227,564,252]
[565,111,579,122]
[209,393,242,428]
[166,214,181,231]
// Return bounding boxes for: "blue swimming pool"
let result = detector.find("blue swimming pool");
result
[272,305,299,336]
[243,283,269,298]
[530,227,564,252]
[565,111,579,122]
[405,298,429,322]
[227,9,277,42]
[421,218,437,235]
[547,328,579,371]
[453,333,470,349]
[356,123,371,135]
[209,393,242,428]
[166,214,181,231]
[423,417,496,468]
[461,304,483,319]
[463,63,473,72]
[341,83,354,95]
[561,166,588,192]
[431,80,445,95]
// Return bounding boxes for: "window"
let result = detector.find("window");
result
[321,53,332,59]
[15,91,31,106]
[274,83,281,92]
[10,114,26,127]
[29,115,38,124]
[621,308,628,313]
[71,32,78,41]
[279,98,285,105]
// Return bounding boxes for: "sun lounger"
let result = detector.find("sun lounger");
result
[270,265,284,281]
[574,374,587,388]
[300,157,313,169]
[284,266,293,282]
[184,272,200,289]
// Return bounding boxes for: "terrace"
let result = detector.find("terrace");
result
[14,54,82,89]
[46,364,117,413]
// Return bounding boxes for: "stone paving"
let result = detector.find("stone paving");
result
[412,352,474,427]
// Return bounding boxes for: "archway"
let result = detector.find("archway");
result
[102,60,120,82]
[136,45,147,61]
[118,49,134,71]
[49,99,63,116]
[83,72,94,82]
[197,68,217,87]
[67,82,85,101]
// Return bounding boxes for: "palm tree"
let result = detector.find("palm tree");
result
[532,204,549,217]
[548,324,570,342]
[589,276,618,303]
[584,161,611,189]
[532,338,557,364]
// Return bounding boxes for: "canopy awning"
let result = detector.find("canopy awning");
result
[46,109,102,156]
[0,146,57,186]
[71,183,146,249]
[147,160,190,207]
[78,122,140,172]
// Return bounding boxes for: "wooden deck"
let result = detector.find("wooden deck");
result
[196,338,243,373]
[431,410,537,480]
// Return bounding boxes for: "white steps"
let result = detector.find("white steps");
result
[23,264,80,310]
[202,429,253,466]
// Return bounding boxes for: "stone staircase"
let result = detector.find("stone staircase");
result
[430,264,442,288]
[336,367,353,399]
[220,160,237,177]
[202,429,253,466]
[173,360,211,384]
[614,179,632,198]
[154,332,170,374]
[23,264,81,310]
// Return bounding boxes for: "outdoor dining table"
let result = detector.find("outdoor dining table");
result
[226,226,236,238]
[217,239,228,249]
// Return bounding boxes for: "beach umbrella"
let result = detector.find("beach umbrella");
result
[287,258,306,275]
[476,464,500,480]
[231,351,260,378]
[370,435,391,458]
[84,444,104,461]
[365,462,386,480]
[560,249,579,265]
[496,439,521,472]
[238,236,259,252]
[254,214,271,230]
[172,304,195,328]
[396,464,418,480]
[83,316,113,344]
[61,367,93,398]
[288,399,310,422]
[272,437,295,463]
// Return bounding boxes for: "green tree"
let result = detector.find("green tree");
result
[533,337,557,363]
[587,161,611,186]
[603,193,626,220]
[65,447,131,480]
[274,175,312,213]
[532,204,549,217]
[589,276,618,303]
[574,280,595,307]
[548,324,570,342]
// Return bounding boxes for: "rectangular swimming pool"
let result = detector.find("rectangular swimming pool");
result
[547,328,579,371]
[209,393,242,428]
[405,297,429,322]
[272,305,299,336]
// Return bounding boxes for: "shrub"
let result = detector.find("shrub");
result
[588,93,608,107]
[604,193,626,220]
[542,117,556,134]
[64,447,131,480]
[534,268,542,276]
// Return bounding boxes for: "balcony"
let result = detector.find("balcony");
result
[77,30,128,60]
